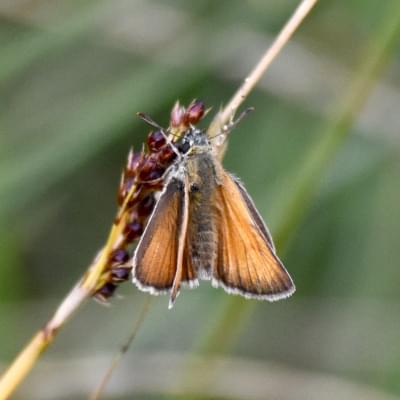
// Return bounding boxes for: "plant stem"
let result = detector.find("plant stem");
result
[0,182,138,400]
[89,297,152,400]
[0,284,88,400]
[208,0,319,151]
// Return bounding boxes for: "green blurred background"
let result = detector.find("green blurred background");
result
[1,0,400,399]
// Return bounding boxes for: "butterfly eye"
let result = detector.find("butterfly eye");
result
[177,141,191,154]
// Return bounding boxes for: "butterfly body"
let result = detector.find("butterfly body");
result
[132,128,295,308]
[185,150,220,281]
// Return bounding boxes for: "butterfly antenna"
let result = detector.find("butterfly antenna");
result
[136,112,165,131]
[209,107,255,139]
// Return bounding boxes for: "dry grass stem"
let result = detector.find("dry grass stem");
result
[0,181,139,400]
[208,0,319,157]
[89,297,152,400]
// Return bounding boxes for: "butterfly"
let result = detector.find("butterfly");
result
[131,125,295,308]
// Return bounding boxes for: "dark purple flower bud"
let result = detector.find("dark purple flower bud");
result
[137,194,156,217]
[138,156,165,183]
[147,167,165,182]
[184,100,205,125]
[97,283,117,299]
[170,101,185,127]
[147,130,166,152]
[110,248,130,265]
[159,144,177,164]
[111,267,131,282]
[138,156,158,181]
[124,220,143,241]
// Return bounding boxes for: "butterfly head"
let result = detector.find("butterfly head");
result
[177,127,211,155]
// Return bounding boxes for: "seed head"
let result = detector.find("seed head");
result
[94,99,207,302]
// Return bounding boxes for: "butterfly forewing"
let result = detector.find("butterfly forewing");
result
[132,177,198,296]
[132,179,182,293]
[212,168,294,300]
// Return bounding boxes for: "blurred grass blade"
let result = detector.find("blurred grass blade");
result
[0,6,240,221]
[0,0,105,85]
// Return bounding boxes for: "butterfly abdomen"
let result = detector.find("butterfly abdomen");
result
[189,204,217,279]
[186,153,219,279]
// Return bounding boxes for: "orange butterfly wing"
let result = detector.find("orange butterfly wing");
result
[212,169,295,300]
[132,178,197,295]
